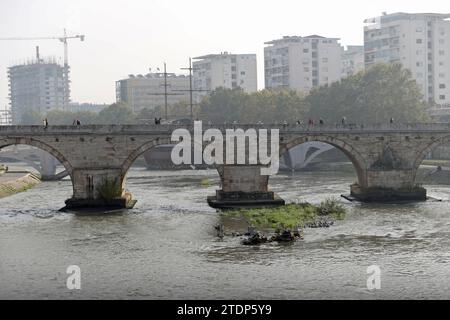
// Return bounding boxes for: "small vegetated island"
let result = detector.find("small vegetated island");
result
[218,198,347,245]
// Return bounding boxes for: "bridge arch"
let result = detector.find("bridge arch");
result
[120,137,173,179]
[413,134,450,181]
[0,137,74,179]
[281,135,367,186]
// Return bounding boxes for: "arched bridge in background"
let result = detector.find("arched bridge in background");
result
[1,123,449,210]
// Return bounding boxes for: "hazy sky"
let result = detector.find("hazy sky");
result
[0,0,449,108]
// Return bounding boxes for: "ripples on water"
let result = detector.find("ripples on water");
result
[0,168,449,299]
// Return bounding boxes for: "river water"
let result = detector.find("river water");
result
[0,167,449,300]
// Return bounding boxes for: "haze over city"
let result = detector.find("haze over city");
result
[0,0,448,108]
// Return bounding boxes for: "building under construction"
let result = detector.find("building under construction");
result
[8,47,70,124]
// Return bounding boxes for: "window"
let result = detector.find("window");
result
[440,95,446,100]
[304,67,309,72]
[303,49,309,53]
[439,73,445,78]
[416,27,423,32]
[240,71,246,76]
[439,62,444,66]
[416,62,423,67]
[312,52,318,58]
[322,58,328,63]
[440,84,446,89]
[416,39,422,44]
[439,50,445,55]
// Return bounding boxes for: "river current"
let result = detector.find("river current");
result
[0,168,449,299]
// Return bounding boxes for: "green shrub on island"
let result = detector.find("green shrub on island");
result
[224,198,346,230]
[316,198,346,220]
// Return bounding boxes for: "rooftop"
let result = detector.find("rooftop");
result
[364,12,450,24]
[193,52,256,60]
[122,72,189,80]
[265,35,340,45]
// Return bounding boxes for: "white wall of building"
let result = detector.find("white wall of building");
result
[193,53,257,101]
[116,73,191,113]
[364,12,450,106]
[264,36,344,93]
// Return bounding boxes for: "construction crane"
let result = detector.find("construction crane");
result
[0,29,85,68]
[0,29,85,109]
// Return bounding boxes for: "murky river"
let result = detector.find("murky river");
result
[0,168,449,300]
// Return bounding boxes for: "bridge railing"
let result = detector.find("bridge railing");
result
[3,123,450,134]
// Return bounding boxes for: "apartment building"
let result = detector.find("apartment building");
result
[264,35,343,92]
[342,45,365,78]
[116,72,190,113]
[364,12,450,105]
[8,55,69,124]
[193,53,257,101]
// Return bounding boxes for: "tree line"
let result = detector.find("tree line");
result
[19,63,430,125]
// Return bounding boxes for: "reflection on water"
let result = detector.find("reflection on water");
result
[0,168,449,299]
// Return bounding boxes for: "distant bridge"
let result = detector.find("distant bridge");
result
[1,123,449,210]
[0,146,69,181]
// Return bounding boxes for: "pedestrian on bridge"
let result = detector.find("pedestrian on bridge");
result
[319,118,324,126]
[43,118,49,129]
[341,116,346,126]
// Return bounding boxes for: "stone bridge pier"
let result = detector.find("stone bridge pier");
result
[65,168,132,210]
[208,165,285,208]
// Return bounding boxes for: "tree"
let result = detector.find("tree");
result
[19,109,42,125]
[200,87,249,123]
[306,63,429,124]
[97,103,134,124]
[199,87,308,123]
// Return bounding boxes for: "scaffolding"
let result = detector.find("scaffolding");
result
[0,106,12,125]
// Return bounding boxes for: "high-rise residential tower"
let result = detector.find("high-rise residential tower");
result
[364,12,450,105]
[193,52,257,101]
[8,49,69,124]
[264,35,343,92]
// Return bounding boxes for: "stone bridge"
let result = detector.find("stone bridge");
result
[1,123,450,210]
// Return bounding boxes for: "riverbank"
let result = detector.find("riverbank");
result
[0,170,41,199]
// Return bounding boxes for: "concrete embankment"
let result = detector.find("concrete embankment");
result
[0,170,41,199]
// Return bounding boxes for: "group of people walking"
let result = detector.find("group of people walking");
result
[42,118,81,128]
